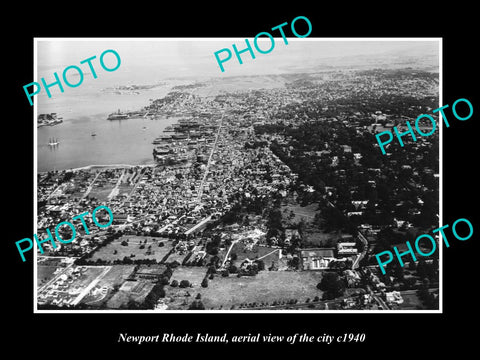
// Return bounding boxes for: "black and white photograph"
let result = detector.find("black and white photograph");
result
[33,38,441,312]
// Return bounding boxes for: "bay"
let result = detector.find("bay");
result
[37,83,179,172]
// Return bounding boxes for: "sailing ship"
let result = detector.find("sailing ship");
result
[48,137,59,146]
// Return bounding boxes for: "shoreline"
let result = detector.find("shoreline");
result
[39,163,155,174]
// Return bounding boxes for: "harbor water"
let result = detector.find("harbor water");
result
[36,73,180,172]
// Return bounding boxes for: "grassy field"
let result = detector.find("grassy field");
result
[281,202,319,224]
[280,200,343,247]
[166,250,190,265]
[37,266,59,288]
[117,184,134,198]
[396,291,424,310]
[163,266,208,309]
[229,242,276,265]
[97,265,136,287]
[106,280,155,309]
[302,228,340,247]
[166,270,324,310]
[88,186,115,201]
[88,236,172,263]
[169,266,207,287]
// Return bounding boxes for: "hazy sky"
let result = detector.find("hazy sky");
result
[36,38,440,80]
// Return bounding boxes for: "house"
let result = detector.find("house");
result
[284,228,301,245]
[344,269,361,287]
[337,242,358,256]
[386,291,404,304]
[300,248,335,270]
[351,200,369,210]
[341,145,352,153]
[347,211,363,217]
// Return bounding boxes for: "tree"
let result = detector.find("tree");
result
[159,276,170,286]
[322,206,347,232]
[164,267,173,279]
[416,259,428,279]
[188,300,205,310]
[317,272,345,299]
[143,283,165,309]
[355,237,365,253]
[122,256,133,264]
[169,260,180,268]
[417,278,437,309]
[170,280,179,287]
[179,280,190,288]
[207,265,217,275]
[126,299,140,309]
[201,277,208,288]
[288,257,300,270]
[255,260,265,271]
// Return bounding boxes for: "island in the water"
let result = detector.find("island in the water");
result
[38,113,63,128]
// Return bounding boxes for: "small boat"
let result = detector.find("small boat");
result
[91,132,97,136]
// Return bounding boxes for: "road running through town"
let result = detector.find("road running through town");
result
[81,171,102,199]
[196,113,224,203]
